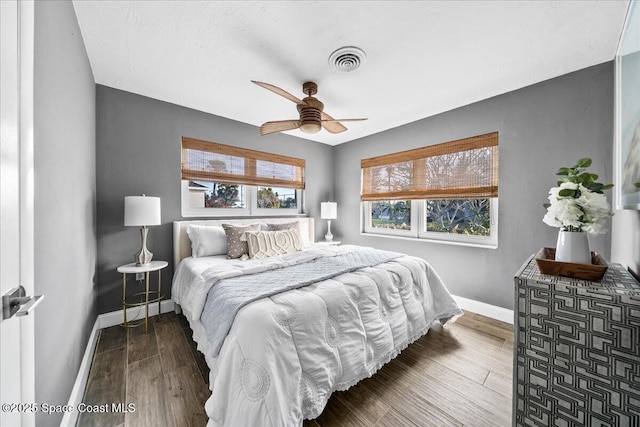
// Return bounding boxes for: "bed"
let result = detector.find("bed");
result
[171,217,462,427]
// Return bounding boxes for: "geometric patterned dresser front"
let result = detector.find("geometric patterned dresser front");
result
[514,257,640,426]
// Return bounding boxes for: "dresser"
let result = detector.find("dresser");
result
[514,256,640,426]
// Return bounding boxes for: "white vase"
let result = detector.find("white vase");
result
[555,230,591,264]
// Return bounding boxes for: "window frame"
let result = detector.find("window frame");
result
[362,198,498,249]
[180,137,305,218]
[418,198,498,247]
[360,132,499,248]
[181,181,302,218]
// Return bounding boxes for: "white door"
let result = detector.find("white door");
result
[1,1,36,426]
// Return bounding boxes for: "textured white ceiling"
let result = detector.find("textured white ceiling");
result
[72,0,630,146]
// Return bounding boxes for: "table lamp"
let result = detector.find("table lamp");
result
[124,195,161,266]
[321,201,337,242]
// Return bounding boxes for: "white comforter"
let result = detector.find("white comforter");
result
[172,245,462,427]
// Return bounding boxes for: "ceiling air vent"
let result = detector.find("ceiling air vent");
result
[329,46,367,72]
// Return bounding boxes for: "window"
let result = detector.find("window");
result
[181,137,304,217]
[362,132,499,248]
[366,200,415,237]
[256,186,298,210]
[425,199,490,235]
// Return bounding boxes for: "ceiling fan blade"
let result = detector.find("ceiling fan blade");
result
[252,81,306,105]
[320,112,347,133]
[321,112,367,133]
[260,120,300,136]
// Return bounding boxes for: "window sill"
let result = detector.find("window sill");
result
[360,231,498,250]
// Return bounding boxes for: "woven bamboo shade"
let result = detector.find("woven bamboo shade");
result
[361,132,498,201]
[181,137,305,189]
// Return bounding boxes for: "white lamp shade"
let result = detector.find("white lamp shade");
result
[321,202,337,220]
[124,196,161,226]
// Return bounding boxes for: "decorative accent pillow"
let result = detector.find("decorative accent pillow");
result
[186,225,227,258]
[245,229,304,259]
[222,224,261,259]
[265,221,299,232]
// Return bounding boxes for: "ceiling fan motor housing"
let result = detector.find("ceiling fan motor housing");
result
[297,97,324,133]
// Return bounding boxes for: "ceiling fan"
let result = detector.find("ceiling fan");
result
[252,80,367,136]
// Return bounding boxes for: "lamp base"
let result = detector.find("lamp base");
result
[324,220,334,242]
[134,226,154,266]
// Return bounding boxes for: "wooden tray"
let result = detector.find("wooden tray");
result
[534,247,608,281]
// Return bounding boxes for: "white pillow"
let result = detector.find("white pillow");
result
[245,229,303,259]
[186,224,227,258]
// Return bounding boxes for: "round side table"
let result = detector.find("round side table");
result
[117,260,168,333]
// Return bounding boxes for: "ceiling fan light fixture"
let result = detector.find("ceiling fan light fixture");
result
[329,46,367,72]
[299,122,322,134]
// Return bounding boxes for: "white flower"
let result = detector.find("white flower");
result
[579,191,611,234]
[542,183,612,234]
[579,189,609,214]
[560,182,579,191]
[543,195,582,228]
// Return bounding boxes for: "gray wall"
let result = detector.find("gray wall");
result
[334,63,614,310]
[33,1,96,426]
[96,86,334,313]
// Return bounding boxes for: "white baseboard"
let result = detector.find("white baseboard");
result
[60,319,100,427]
[98,299,176,329]
[452,295,514,324]
[61,300,176,427]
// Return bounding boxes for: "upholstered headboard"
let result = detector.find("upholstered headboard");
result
[173,217,315,266]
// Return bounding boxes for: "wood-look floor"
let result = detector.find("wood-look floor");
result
[78,310,513,427]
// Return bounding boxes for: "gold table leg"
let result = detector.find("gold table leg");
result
[121,265,164,333]
[157,269,162,321]
[145,271,150,333]
[122,273,127,329]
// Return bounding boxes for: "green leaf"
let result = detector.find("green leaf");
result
[558,189,576,197]
[602,184,614,190]
[635,182,640,188]
[556,168,570,176]
[590,173,599,181]
[588,183,604,193]
[578,172,593,184]
[576,158,592,168]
